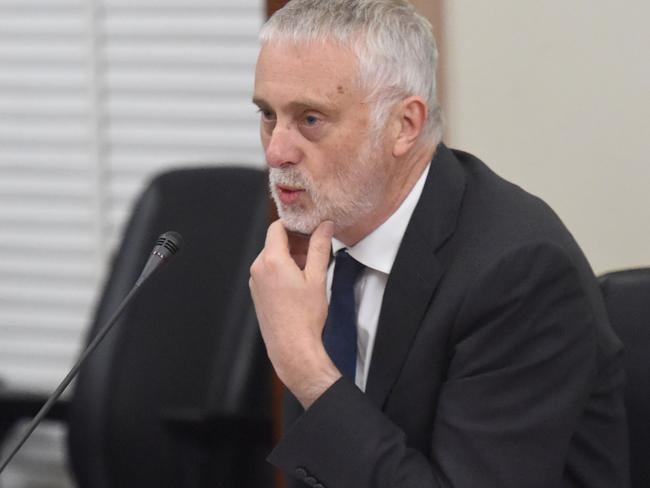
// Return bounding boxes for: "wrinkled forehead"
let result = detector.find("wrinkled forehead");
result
[253,39,370,116]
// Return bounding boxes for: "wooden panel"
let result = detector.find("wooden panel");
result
[266,0,289,17]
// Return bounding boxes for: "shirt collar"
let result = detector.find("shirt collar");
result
[332,163,431,275]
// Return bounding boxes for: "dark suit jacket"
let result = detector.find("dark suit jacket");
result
[268,145,629,488]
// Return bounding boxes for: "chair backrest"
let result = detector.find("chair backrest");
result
[599,268,650,488]
[67,166,272,487]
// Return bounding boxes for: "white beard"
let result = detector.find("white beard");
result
[268,137,387,235]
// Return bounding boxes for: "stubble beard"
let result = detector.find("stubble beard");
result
[268,137,387,235]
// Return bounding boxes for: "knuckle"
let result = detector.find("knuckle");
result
[250,256,262,276]
[265,254,283,271]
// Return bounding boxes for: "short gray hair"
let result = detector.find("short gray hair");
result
[260,0,443,145]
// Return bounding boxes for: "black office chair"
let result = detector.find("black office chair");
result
[0,166,274,487]
[599,268,650,488]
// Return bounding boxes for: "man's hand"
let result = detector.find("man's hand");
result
[249,220,341,408]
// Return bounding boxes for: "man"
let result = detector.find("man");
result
[248,1,629,487]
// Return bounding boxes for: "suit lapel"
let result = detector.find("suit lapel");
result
[365,144,466,408]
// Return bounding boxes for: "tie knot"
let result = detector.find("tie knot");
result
[332,250,365,290]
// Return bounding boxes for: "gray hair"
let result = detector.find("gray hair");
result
[259,0,443,145]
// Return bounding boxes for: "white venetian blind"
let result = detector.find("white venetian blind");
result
[0,0,263,485]
[103,0,264,236]
[0,0,100,392]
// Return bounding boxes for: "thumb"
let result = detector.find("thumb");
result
[305,221,334,280]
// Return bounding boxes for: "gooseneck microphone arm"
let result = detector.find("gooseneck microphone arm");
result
[0,231,183,475]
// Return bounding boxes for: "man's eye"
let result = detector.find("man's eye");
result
[304,114,320,126]
[258,109,275,121]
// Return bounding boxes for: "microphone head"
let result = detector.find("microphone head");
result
[153,231,183,259]
[134,231,184,288]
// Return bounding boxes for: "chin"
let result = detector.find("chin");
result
[277,209,321,236]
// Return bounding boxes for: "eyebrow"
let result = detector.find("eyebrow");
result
[252,96,336,114]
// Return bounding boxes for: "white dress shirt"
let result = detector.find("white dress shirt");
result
[327,163,431,391]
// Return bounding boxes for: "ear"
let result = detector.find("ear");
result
[392,96,428,157]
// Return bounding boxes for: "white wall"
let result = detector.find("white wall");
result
[442,2,650,274]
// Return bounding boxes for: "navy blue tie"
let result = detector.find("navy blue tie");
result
[323,250,365,380]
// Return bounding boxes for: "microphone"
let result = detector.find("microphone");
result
[0,231,184,474]
[135,231,183,287]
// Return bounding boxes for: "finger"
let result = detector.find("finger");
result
[264,219,290,252]
[305,220,334,280]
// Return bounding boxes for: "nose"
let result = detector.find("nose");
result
[264,124,302,169]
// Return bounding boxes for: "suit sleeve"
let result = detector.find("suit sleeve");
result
[268,242,599,488]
